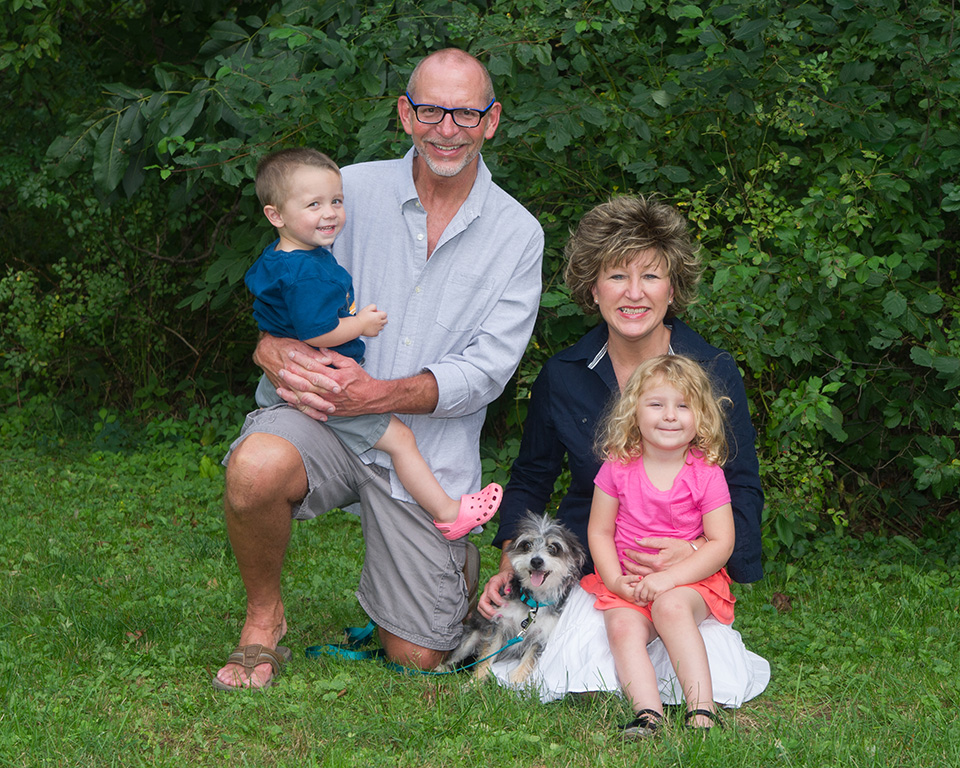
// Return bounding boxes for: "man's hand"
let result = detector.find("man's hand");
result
[254,334,439,421]
[357,304,388,337]
[254,335,337,419]
[254,335,373,420]
[622,536,696,577]
[478,569,514,619]
[276,348,380,419]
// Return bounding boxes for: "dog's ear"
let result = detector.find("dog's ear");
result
[572,538,587,571]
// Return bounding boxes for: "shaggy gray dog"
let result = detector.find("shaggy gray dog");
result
[439,512,586,683]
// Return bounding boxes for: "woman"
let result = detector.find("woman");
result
[481,195,764,617]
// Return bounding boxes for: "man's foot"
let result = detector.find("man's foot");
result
[213,618,287,690]
[212,644,292,691]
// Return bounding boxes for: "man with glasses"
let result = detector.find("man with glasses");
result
[214,48,544,689]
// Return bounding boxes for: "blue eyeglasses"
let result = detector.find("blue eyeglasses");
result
[404,92,496,128]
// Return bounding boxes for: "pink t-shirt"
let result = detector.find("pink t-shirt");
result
[594,450,731,574]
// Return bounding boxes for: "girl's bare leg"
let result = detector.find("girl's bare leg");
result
[651,587,716,726]
[603,607,663,716]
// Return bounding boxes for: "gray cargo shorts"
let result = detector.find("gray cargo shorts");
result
[224,404,469,651]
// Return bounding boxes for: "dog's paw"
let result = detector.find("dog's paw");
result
[471,660,493,681]
[507,652,539,685]
[507,667,533,686]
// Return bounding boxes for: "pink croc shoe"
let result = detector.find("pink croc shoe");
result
[435,483,503,540]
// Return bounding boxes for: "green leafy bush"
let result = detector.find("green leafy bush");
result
[2,0,958,556]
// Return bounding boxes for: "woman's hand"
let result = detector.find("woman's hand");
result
[621,536,698,577]
[478,569,515,619]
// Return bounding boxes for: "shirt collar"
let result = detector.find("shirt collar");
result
[400,146,492,222]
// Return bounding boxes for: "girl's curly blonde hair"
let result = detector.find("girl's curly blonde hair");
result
[598,355,730,466]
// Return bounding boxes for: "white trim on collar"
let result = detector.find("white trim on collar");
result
[587,343,608,370]
[586,342,677,371]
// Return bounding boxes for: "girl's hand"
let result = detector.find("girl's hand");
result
[635,570,677,605]
[611,574,641,603]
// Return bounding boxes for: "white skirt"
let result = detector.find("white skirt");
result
[489,584,770,706]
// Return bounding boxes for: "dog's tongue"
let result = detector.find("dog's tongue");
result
[530,571,546,587]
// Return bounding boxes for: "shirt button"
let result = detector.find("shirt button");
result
[414,286,422,293]
[404,338,412,346]
[417,233,424,241]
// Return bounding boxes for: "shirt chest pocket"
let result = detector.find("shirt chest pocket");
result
[669,499,701,532]
[436,272,496,332]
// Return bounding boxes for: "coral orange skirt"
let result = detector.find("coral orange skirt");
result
[580,568,735,624]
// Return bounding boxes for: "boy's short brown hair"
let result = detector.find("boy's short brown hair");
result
[255,148,340,209]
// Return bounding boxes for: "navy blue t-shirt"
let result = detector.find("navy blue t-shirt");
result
[245,239,365,363]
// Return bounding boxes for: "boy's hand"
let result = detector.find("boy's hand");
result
[358,304,387,337]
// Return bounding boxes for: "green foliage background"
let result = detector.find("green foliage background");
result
[1,0,958,555]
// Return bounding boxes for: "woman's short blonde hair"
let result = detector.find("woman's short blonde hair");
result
[597,355,730,466]
[564,195,701,317]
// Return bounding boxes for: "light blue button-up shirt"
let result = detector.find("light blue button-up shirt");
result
[332,149,544,502]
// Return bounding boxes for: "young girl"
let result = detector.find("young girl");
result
[581,355,736,737]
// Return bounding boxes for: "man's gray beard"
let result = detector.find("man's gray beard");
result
[413,140,482,178]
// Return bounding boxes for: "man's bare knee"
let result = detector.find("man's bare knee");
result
[379,628,445,670]
[225,433,307,513]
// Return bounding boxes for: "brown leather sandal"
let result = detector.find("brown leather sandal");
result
[211,644,292,691]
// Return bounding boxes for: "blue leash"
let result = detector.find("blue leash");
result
[305,621,526,677]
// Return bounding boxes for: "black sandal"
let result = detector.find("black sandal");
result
[621,708,665,739]
[683,708,722,731]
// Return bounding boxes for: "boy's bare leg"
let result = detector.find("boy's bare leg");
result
[215,433,306,688]
[375,416,459,523]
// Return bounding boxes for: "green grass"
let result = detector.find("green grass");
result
[2,423,959,767]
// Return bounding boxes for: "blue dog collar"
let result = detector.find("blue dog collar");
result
[519,588,556,609]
